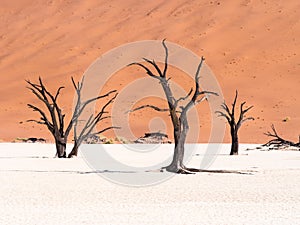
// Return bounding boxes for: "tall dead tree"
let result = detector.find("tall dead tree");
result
[216,90,254,155]
[264,124,300,150]
[128,39,217,174]
[26,77,117,158]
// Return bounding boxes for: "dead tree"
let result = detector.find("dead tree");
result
[127,39,217,174]
[216,90,254,155]
[264,124,300,150]
[26,77,117,158]
[68,79,118,158]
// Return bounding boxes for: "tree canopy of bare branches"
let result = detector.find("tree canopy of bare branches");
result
[128,39,218,174]
[69,78,119,157]
[26,77,118,158]
[216,90,254,155]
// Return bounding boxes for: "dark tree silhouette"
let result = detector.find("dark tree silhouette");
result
[216,90,254,155]
[68,79,118,158]
[127,39,217,174]
[263,124,300,150]
[26,77,117,158]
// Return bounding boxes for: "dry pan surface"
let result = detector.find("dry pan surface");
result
[0,143,299,225]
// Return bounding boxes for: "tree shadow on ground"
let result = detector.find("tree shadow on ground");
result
[0,169,137,174]
[1,168,256,175]
[0,156,49,159]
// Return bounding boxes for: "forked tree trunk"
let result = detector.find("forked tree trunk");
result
[230,129,239,155]
[26,77,117,159]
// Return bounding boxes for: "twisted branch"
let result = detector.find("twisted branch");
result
[263,124,300,149]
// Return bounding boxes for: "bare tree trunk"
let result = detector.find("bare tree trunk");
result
[166,132,182,172]
[166,132,189,172]
[166,113,189,173]
[55,138,67,158]
[68,140,79,158]
[230,129,239,155]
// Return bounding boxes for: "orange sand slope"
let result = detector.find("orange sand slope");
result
[0,0,299,143]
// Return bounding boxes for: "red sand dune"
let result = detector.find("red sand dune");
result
[0,0,299,143]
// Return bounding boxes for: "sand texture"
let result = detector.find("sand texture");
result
[0,0,299,142]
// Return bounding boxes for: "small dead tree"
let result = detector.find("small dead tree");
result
[26,77,117,158]
[68,79,118,158]
[216,90,254,155]
[263,124,300,150]
[127,39,217,174]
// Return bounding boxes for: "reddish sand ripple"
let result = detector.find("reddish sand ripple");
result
[0,0,299,143]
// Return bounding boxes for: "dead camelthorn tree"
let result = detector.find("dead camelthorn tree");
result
[26,77,117,158]
[68,79,119,158]
[216,90,254,155]
[263,124,300,150]
[127,39,218,174]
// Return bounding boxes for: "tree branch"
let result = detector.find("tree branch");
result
[126,104,169,113]
[264,124,300,148]
[232,90,238,116]
[216,110,231,123]
[127,62,161,80]
[27,103,54,133]
[74,92,118,145]
[91,126,121,136]
[180,56,219,114]
[174,88,193,108]
[54,86,65,101]
[237,102,254,129]
[142,58,163,77]
[162,38,168,77]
